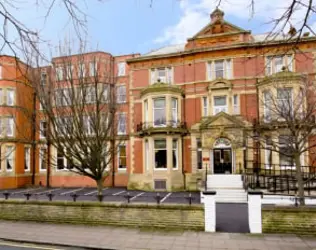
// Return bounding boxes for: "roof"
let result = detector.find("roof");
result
[136,32,311,59]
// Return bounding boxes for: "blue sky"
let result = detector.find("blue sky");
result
[7,0,316,57]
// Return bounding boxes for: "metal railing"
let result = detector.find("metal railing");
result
[243,161,316,194]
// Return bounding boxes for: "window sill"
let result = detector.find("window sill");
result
[154,168,168,171]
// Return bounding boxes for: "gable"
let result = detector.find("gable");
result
[185,8,252,50]
[200,112,246,129]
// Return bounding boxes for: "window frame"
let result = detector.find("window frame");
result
[171,97,178,126]
[153,97,166,127]
[5,146,14,172]
[213,95,228,115]
[39,147,47,171]
[24,147,31,171]
[6,117,14,137]
[117,113,127,135]
[40,121,47,139]
[202,96,208,117]
[196,138,202,170]
[118,144,127,170]
[207,59,232,80]
[116,85,126,104]
[172,139,178,170]
[154,139,167,170]
[6,89,14,106]
[150,67,173,84]
[117,62,126,76]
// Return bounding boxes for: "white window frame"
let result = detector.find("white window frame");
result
[56,147,67,171]
[116,85,126,104]
[153,98,166,127]
[85,86,96,104]
[233,94,239,115]
[208,59,232,80]
[55,66,63,81]
[7,117,14,137]
[150,67,173,84]
[40,121,47,139]
[39,147,47,171]
[213,96,228,115]
[144,99,148,125]
[118,144,127,170]
[40,71,47,86]
[117,113,126,135]
[266,55,294,75]
[263,90,272,122]
[66,65,74,80]
[171,98,178,126]
[145,139,149,171]
[154,139,167,170]
[24,147,31,171]
[172,139,178,170]
[117,62,126,76]
[196,138,202,170]
[7,89,14,106]
[277,87,293,118]
[78,63,86,78]
[6,146,14,172]
[89,62,97,77]
[202,96,208,116]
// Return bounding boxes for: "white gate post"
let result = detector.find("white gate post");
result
[203,191,216,232]
[248,191,263,234]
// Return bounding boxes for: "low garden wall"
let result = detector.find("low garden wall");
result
[262,206,316,235]
[0,200,204,231]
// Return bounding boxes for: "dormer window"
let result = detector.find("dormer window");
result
[151,67,173,84]
[266,55,293,75]
[208,59,232,80]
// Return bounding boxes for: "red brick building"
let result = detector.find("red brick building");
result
[1,8,316,190]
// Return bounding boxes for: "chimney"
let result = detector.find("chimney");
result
[210,8,224,23]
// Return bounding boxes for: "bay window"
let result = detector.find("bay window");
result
[89,62,97,77]
[39,148,47,171]
[7,117,14,137]
[7,89,14,106]
[154,139,167,169]
[208,59,232,80]
[151,67,173,84]
[213,96,227,115]
[279,135,294,169]
[263,90,272,122]
[6,146,14,171]
[145,139,149,171]
[78,63,85,78]
[24,147,31,171]
[153,98,166,127]
[57,147,66,170]
[144,100,148,125]
[171,98,178,126]
[277,88,292,116]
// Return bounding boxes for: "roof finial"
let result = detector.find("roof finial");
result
[211,7,224,23]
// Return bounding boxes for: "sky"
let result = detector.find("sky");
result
[5,0,316,58]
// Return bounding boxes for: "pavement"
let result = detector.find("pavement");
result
[0,187,200,205]
[0,240,81,250]
[0,221,316,250]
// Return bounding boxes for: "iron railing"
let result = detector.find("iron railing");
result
[243,161,316,194]
[136,121,187,133]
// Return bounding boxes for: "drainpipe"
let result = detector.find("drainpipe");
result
[181,92,186,190]
[110,57,115,187]
[31,91,36,185]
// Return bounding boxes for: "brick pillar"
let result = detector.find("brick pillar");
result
[203,191,216,232]
[248,191,263,233]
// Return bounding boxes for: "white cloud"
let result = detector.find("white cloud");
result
[155,0,315,44]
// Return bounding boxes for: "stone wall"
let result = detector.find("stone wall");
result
[262,207,316,235]
[0,200,204,231]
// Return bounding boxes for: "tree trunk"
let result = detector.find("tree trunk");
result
[96,178,103,195]
[96,178,104,202]
[295,155,305,206]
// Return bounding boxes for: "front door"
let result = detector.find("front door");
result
[213,149,232,174]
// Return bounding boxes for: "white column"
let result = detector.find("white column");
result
[203,191,216,232]
[248,191,262,234]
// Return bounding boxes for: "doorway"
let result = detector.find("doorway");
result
[213,149,232,174]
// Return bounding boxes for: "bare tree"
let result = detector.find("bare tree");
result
[215,0,316,40]
[30,49,121,196]
[251,69,316,205]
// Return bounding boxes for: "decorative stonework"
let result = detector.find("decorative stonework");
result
[213,138,231,148]
[140,82,184,97]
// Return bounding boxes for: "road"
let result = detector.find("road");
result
[0,241,84,250]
